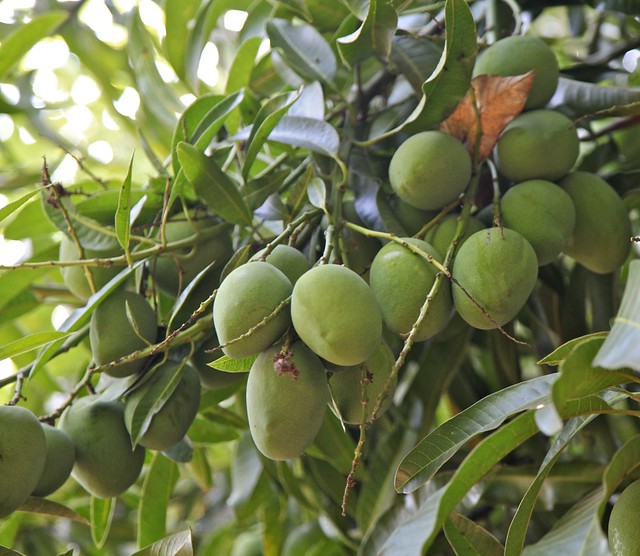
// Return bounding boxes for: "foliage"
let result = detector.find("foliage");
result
[1,0,640,555]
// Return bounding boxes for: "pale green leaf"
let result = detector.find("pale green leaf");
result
[116,153,135,262]
[551,77,640,118]
[132,529,193,556]
[0,189,42,225]
[91,496,116,549]
[307,178,327,210]
[538,332,608,366]
[207,354,256,373]
[0,331,73,359]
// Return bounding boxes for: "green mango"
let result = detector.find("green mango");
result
[32,423,76,497]
[124,361,201,451]
[252,244,311,285]
[59,396,145,498]
[0,405,47,518]
[247,341,329,460]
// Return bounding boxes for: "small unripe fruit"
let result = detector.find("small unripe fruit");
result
[251,244,311,285]
[500,180,576,266]
[452,228,538,329]
[473,35,559,109]
[90,289,157,378]
[389,131,472,210]
[369,238,452,341]
[560,172,631,274]
[328,340,396,424]
[495,110,579,183]
[608,479,640,556]
[423,215,486,259]
[388,197,437,236]
[59,396,145,498]
[59,236,123,301]
[0,406,46,518]
[291,265,382,366]
[213,262,293,359]
[124,361,201,451]
[247,341,329,460]
[32,424,75,498]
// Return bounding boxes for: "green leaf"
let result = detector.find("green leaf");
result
[18,497,90,525]
[444,512,504,556]
[132,529,193,556]
[116,153,135,263]
[226,37,263,94]
[208,354,256,373]
[0,189,42,226]
[551,77,640,118]
[0,547,25,556]
[390,36,443,93]
[383,412,540,554]
[537,332,608,366]
[91,496,116,549]
[395,374,557,494]
[265,116,340,157]
[242,91,300,180]
[220,244,253,282]
[164,0,200,80]
[177,142,252,226]
[229,434,264,509]
[593,259,640,371]
[0,331,73,359]
[137,453,179,549]
[0,11,69,80]
[266,19,337,84]
[337,0,398,65]
[307,177,328,210]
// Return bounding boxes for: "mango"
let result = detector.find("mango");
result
[608,479,640,556]
[32,423,75,497]
[424,215,486,261]
[251,244,311,285]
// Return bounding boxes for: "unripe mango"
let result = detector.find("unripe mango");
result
[328,340,396,424]
[0,406,46,518]
[32,423,75,497]
[369,238,452,341]
[608,479,640,556]
[90,289,158,377]
[213,262,293,359]
[495,110,579,183]
[251,244,311,285]
[423,215,486,261]
[452,228,538,329]
[389,131,472,210]
[500,179,576,266]
[59,396,145,498]
[291,265,382,366]
[560,172,631,274]
[247,341,329,460]
[124,361,201,451]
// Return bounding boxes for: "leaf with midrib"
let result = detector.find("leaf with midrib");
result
[208,354,256,373]
[395,374,557,493]
[132,529,193,556]
[0,331,72,359]
[177,142,252,226]
[445,512,504,556]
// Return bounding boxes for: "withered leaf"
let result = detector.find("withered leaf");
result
[439,72,535,162]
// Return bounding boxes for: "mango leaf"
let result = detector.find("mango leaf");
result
[17,497,90,525]
[132,529,193,556]
[538,332,608,366]
[390,36,443,93]
[383,412,540,554]
[164,0,200,80]
[241,91,300,181]
[177,142,252,226]
[208,354,256,373]
[220,244,252,282]
[266,19,337,84]
[226,37,263,94]
[116,154,135,263]
[228,434,264,509]
[265,116,340,158]
[288,82,325,119]
[337,0,398,65]
[91,496,116,549]
[395,374,557,494]
[550,77,640,118]
[0,547,25,556]
[0,331,73,360]
[593,259,640,371]
[370,0,477,142]
[307,177,328,211]
[0,189,42,225]
[444,512,504,556]
[137,453,179,549]
[0,11,69,80]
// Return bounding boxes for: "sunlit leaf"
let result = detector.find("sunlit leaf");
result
[115,154,135,264]
[164,0,200,80]
[0,332,73,360]
[208,354,256,373]
[132,529,193,556]
[0,189,42,225]
[538,332,608,366]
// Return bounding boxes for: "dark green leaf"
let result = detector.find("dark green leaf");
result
[91,496,115,549]
[177,142,253,226]
[538,332,608,366]
[390,36,443,93]
[18,497,90,525]
[444,512,504,556]
[266,19,337,83]
[551,77,640,119]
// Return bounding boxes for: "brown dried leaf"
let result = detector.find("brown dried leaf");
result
[439,72,535,162]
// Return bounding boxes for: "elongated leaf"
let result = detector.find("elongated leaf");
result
[289,82,325,119]
[228,434,263,509]
[538,332,608,365]
[266,19,337,84]
[550,77,640,118]
[138,453,179,549]
[266,116,340,158]
[445,512,504,556]
[0,331,72,359]
[390,36,443,93]
[593,259,640,371]
[91,496,116,549]
[0,189,42,225]
[116,154,135,262]
[0,11,69,79]
[242,91,300,180]
[18,497,90,525]
[226,37,262,94]
[395,374,557,493]
[208,354,256,373]
[383,412,539,554]
[177,142,252,226]
[132,529,193,556]
[337,0,398,65]
[164,0,200,80]
[307,178,327,210]
[0,547,25,556]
